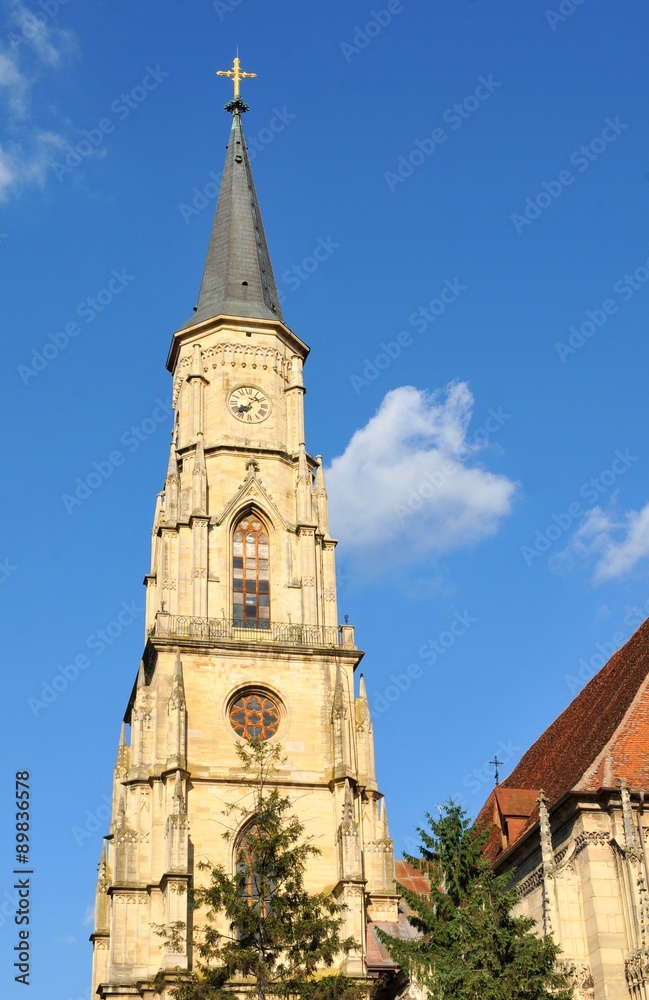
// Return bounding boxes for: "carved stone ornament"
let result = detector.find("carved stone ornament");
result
[574,831,611,854]
[114,828,138,847]
[400,979,426,1000]
[173,344,290,404]
[168,685,185,712]
[626,949,649,989]
[518,868,544,898]
[98,871,110,893]
[558,960,594,999]
[332,700,347,722]
[366,839,393,854]
[554,845,569,866]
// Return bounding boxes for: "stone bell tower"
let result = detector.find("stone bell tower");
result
[89,59,398,1000]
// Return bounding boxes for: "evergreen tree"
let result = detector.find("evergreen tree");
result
[377,803,573,1000]
[157,740,363,1000]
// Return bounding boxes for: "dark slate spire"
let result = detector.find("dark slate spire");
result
[185,100,284,327]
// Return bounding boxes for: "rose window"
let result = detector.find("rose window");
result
[229,691,280,741]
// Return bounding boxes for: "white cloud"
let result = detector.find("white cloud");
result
[0,1,76,199]
[0,131,63,200]
[564,503,649,583]
[8,0,75,69]
[326,384,516,563]
[0,48,21,86]
[0,46,28,117]
[0,143,16,196]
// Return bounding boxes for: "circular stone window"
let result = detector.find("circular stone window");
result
[229,690,280,741]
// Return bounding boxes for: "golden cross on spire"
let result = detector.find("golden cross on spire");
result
[217,55,257,100]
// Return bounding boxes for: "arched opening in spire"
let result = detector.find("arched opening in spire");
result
[232,512,270,628]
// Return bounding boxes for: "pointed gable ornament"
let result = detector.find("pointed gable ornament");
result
[245,457,260,480]
[537,790,556,938]
[621,778,642,858]
[336,779,362,882]
[215,467,287,530]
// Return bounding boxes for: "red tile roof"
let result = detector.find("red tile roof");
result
[365,921,400,971]
[477,618,649,860]
[365,861,431,973]
[395,858,430,896]
[494,787,539,818]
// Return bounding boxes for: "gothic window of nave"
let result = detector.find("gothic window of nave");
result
[236,821,274,915]
[233,513,270,627]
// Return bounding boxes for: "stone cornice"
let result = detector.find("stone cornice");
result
[167,316,309,377]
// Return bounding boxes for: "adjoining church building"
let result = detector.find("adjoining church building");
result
[478,619,649,1000]
[89,60,411,1000]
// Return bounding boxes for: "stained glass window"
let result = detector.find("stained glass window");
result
[236,822,274,914]
[229,691,280,741]
[232,514,270,628]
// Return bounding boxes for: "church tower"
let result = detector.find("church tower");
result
[90,60,399,1000]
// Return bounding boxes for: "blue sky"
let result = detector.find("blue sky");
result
[2,0,649,996]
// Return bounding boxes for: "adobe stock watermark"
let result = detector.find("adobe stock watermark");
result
[555,251,649,362]
[349,278,467,395]
[384,75,501,193]
[460,739,521,797]
[393,406,511,522]
[212,0,244,20]
[546,0,587,31]
[27,599,143,717]
[178,107,296,224]
[51,66,169,181]
[511,116,628,234]
[0,887,21,929]
[565,599,649,696]
[17,268,135,385]
[339,1,410,63]
[520,449,638,566]
[372,610,477,716]
[71,794,111,846]
[0,557,17,584]
[278,236,340,301]
[61,397,173,513]
[3,0,75,54]
[449,738,521,811]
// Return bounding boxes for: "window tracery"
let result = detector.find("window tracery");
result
[232,514,269,628]
[229,691,280,742]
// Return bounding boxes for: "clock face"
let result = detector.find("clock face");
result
[228,386,271,423]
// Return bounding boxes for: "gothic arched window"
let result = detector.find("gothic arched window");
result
[235,821,274,915]
[232,514,270,628]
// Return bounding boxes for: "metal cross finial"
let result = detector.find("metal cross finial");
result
[489,754,504,785]
[217,55,257,100]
